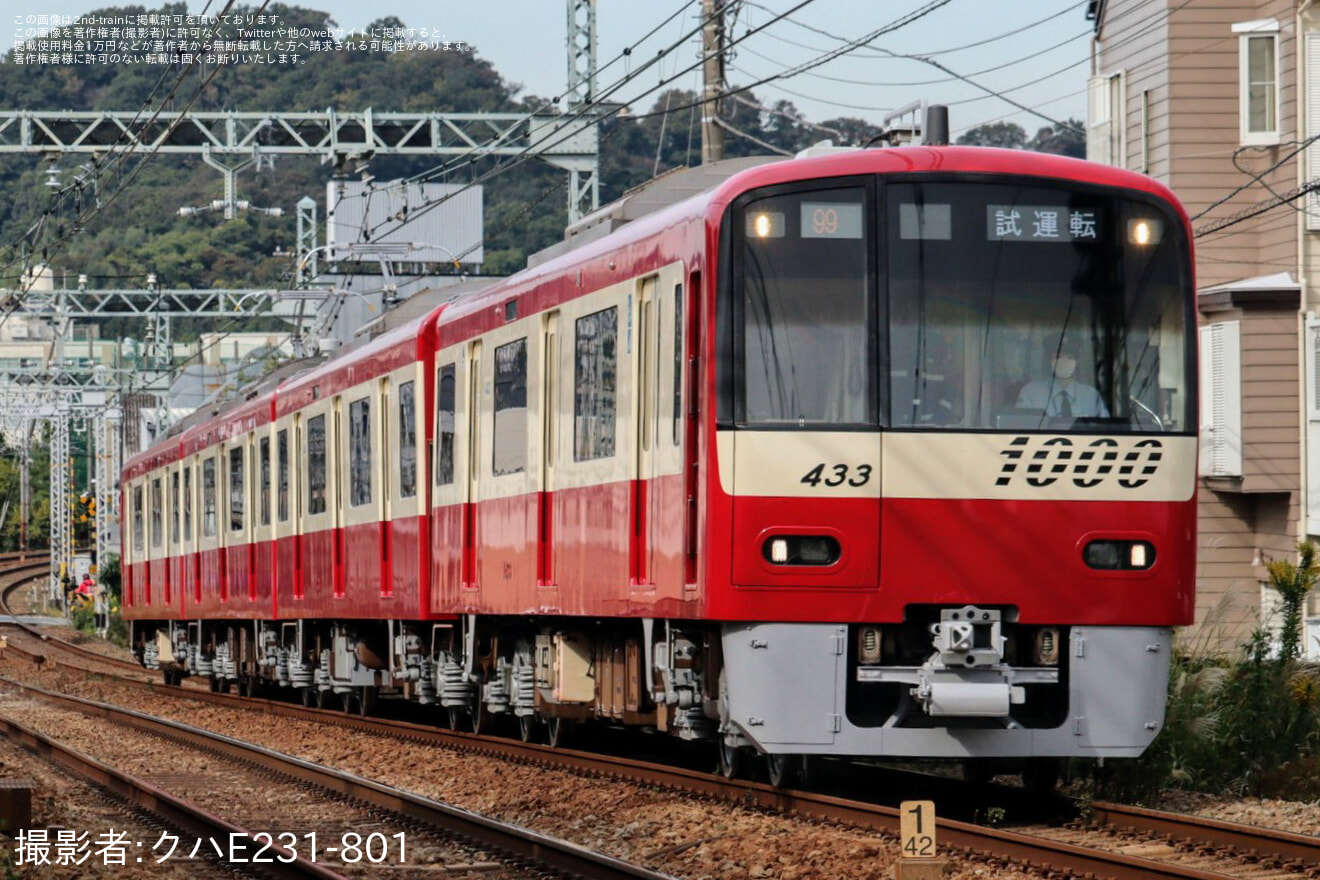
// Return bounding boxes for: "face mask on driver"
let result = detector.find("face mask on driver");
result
[1053,355,1076,380]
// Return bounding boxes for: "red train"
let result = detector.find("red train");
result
[124,145,1197,783]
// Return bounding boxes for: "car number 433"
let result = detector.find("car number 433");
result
[800,463,872,488]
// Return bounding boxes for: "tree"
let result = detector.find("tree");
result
[1266,542,1319,662]
[955,122,1027,149]
[1029,120,1086,158]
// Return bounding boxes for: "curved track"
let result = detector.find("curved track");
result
[3,677,674,880]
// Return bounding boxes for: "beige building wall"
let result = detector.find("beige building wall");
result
[1092,0,1304,653]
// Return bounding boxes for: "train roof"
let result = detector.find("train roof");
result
[438,146,1189,344]
[274,304,444,417]
[125,146,1187,477]
[123,435,184,480]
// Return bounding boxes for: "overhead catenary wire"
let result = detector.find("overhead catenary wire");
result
[359,0,848,243]
[0,0,253,307]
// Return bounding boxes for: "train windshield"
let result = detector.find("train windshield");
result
[726,177,1193,433]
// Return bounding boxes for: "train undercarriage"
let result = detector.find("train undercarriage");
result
[131,607,1171,787]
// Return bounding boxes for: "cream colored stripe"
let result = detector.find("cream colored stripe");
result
[717,431,1196,502]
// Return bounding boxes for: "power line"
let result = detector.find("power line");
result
[0,0,248,304]
[360,0,835,243]
[746,0,1085,61]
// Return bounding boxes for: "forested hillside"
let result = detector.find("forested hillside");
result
[0,3,1081,300]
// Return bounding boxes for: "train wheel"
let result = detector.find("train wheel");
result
[340,690,358,715]
[765,754,800,790]
[545,716,574,748]
[301,687,315,707]
[208,676,220,693]
[518,715,537,743]
[469,699,490,735]
[315,688,330,710]
[717,739,745,780]
[356,686,375,717]
[446,707,464,731]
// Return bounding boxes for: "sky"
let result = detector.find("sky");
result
[1,0,1092,140]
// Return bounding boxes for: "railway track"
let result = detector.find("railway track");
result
[12,637,1320,880]
[0,678,674,880]
[0,700,349,880]
[7,557,1320,880]
[0,562,149,676]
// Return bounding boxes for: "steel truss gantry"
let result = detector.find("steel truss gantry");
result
[0,387,113,604]
[0,108,602,221]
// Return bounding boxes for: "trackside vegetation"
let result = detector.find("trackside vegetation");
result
[1096,542,1320,801]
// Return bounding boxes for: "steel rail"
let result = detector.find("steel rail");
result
[4,659,1272,880]
[1089,800,1320,869]
[4,679,677,880]
[7,553,1308,879]
[0,709,348,880]
[0,564,147,674]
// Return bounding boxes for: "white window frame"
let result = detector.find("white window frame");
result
[1235,19,1281,146]
[1199,321,1243,478]
[1305,33,1320,230]
[1086,71,1126,167]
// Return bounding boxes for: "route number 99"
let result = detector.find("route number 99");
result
[811,206,839,236]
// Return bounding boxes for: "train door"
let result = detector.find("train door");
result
[168,464,180,609]
[633,276,661,587]
[289,414,306,602]
[248,433,259,602]
[683,271,700,589]
[539,311,559,587]
[184,456,198,610]
[463,341,482,590]
[333,396,346,599]
[380,377,393,598]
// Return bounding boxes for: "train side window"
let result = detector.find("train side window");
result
[184,465,193,541]
[132,485,144,553]
[171,470,180,545]
[307,414,327,515]
[202,457,217,538]
[673,283,683,446]
[493,338,528,476]
[150,478,163,548]
[260,437,272,526]
[229,446,244,532]
[398,380,417,498]
[349,397,372,506]
[575,307,618,461]
[277,429,290,522]
[437,365,456,486]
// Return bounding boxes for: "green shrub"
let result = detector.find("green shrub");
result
[1098,630,1320,801]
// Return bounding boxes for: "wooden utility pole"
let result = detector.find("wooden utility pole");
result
[701,0,726,164]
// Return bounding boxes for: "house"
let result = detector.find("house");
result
[1086,0,1320,652]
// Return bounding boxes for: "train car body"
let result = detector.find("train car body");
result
[125,145,1196,772]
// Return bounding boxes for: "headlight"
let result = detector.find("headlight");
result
[1083,540,1156,571]
[762,535,841,566]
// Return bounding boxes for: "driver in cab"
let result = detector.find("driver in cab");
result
[1015,342,1108,418]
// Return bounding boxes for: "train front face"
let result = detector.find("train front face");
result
[712,167,1197,759]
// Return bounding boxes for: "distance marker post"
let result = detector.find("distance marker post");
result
[894,800,948,879]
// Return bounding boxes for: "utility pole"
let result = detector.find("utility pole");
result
[701,0,727,164]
